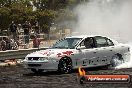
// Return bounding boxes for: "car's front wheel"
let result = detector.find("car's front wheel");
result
[58,57,72,74]
[31,69,44,73]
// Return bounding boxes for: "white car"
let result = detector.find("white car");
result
[23,35,130,73]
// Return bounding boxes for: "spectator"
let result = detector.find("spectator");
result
[5,37,11,50]
[14,37,20,48]
[9,21,17,39]
[32,35,41,48]
[10,38,18,50]
[22,21,31,48]
[0,37,3,50]
[34,21,40,36]
[1,37,6,51]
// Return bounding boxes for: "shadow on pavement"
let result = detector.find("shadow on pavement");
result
[23,65,111,76]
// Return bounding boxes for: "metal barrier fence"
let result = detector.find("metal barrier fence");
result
[0,47,48,60]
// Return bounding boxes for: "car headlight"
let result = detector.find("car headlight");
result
[23,57,28,61]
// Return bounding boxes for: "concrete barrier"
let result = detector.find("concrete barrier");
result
[0,47,48,60]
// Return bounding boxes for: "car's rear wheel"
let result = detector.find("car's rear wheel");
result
[31,69,44,73]
[58,57,72,74]
[110,54,124,67]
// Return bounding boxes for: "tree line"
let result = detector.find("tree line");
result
[0,0,88,35]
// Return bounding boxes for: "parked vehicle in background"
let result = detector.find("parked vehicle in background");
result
[23,35,130,73]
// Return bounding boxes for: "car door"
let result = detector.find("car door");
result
[82,37,100,67]
[75,37,98,67]
[94,36,115,66]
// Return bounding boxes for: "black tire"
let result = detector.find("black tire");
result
[110,54,124,67]
[31,69,44,73]
[58,57,72,74]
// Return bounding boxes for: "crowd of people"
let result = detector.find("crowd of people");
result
[0,21,41,51]
[0,36,19,51]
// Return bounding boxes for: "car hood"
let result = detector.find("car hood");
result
[26,49,75,58]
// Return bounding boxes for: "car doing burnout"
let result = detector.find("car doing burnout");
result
[23,35,130,73]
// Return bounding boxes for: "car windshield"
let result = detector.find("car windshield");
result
[51,38,82,49]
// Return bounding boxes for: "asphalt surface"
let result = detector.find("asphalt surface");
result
[0,65,132,88]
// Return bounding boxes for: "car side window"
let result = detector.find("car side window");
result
[80,37,95,49]
[107,39,114,46]
[95,36,114,47]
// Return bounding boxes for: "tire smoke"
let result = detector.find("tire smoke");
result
[72,0,132,69]
[115,44,132,69]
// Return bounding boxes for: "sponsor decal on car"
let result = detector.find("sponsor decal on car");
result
[57,51,74,57]
[40,50,54,56]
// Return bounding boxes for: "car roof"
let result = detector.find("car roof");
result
[65,35,119,45]
[66,35,103,39]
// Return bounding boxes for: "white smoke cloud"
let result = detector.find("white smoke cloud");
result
[72,0,132,43]
[115,43,132,69]
[72,0,132,69]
